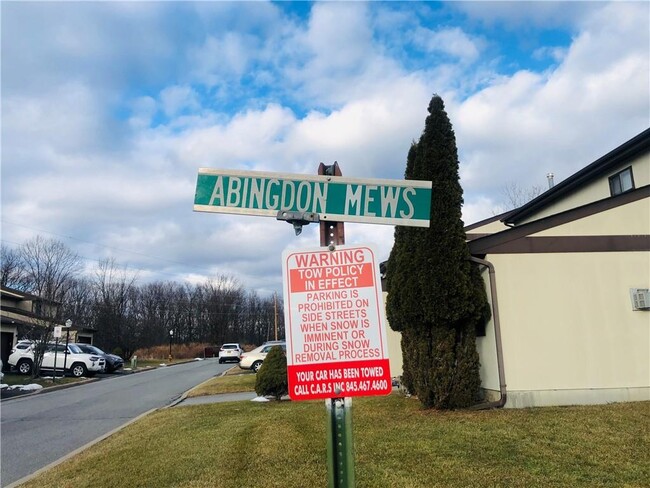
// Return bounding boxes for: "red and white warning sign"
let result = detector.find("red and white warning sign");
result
[282,244,392,401]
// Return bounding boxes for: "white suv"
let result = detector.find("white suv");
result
[10,339,34,353]
[8,342,105,378]
[218,343,243,364]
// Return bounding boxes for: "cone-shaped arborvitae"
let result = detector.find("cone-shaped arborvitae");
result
[386,95,490,409]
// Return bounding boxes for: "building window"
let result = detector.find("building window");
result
[609,167,634,196]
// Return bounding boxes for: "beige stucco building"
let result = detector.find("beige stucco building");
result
[385,128,650,408]
[466,128,650,408]
[1,286,95,370]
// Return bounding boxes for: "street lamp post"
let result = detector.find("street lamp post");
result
[168,330,174,363]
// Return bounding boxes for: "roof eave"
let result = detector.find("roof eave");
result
[503,128,650,226]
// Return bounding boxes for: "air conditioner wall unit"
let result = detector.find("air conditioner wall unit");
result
[630,288,650,311]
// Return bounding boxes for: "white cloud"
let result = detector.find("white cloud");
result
[2,1,648,297]
[461,196,500,227]
[282,2,414,108]
[532,46,567,63]
[286,82,431,178]
[167,104,298,169]
[412,26,482,64]
[2,81,124,178]
[452,2,600,29]
[189,33,256,85]
[160,85,201,117]
[1,2,178,96]
[128,96,158,130]
[303,2,374,74]
[453,1,649,218]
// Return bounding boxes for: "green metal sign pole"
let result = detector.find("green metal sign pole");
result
[320,162,355,488]
[327,397,355,488]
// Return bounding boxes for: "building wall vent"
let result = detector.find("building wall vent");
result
[630,288,650,311]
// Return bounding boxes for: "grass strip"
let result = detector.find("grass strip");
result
[187,371,257,397]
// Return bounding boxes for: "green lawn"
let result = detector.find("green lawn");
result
[20,389,649,488]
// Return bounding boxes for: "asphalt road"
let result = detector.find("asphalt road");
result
[1,358,231,486]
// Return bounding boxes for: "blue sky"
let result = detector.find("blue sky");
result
[2,1,649,296]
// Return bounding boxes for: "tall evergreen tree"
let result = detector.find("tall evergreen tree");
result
[386,95,489,409]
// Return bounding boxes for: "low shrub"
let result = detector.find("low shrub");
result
[255,346,288,400]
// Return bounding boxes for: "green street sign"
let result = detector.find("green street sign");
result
[194,168,432,227]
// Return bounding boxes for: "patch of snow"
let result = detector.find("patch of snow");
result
[251,396,270,402]
[194,358,204,361]
[19,384,43,391]
[0,384,8,389]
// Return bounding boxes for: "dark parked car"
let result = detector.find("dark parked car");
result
[76,344,124,373]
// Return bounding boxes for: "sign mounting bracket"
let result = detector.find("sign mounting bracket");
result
[276,210,320,236]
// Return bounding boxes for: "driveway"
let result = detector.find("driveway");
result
[1,359,231,486]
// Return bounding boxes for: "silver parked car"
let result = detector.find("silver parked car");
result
[239,342,286,373]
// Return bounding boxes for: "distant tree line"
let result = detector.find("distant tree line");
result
[1,237,284,358]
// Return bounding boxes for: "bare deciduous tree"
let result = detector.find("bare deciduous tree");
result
[18,236,83,376]
[8,234,287,366]
[60,278,95,331]
[493,182,544,215]
[0,244,27,289]
[92,258,139,357]
[21,236,83,302]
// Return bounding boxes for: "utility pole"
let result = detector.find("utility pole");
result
[274,291,278,341]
